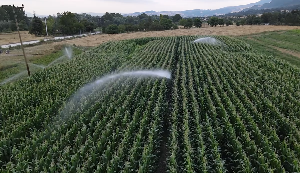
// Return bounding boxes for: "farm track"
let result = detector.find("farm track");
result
[156,37,180,173]
[246,37,300,59]
[271,46,300,59]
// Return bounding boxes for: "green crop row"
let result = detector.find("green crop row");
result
[1,36,300,172]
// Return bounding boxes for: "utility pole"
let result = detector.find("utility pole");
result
[44,17,49,37]
[13,4,30,76]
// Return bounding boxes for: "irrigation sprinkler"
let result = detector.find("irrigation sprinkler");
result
[13,4,30,77]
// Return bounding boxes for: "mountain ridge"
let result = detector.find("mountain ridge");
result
[26,0,300,18]
[124,0,271,17]
[247,0,300,10]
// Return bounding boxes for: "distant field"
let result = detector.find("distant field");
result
[1,36,300,172]
[62,25,300,47]
[1,25,299,46]
[0,44,83,83]
[0,31,46,45]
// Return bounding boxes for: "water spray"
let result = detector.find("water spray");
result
[57,70,171,124]
[193,37,224,46]
[64,46,73,59]
[48,46,73,67]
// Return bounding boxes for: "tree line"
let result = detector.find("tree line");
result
[0,6,205,35]
[231,10,300,26]
[0,5,29,32]
[29,12,98,35]
[1,4,300,37]
[205,9,300,27]
[0,5,97,35]
[101,13,183,34]
[206,17,233,27]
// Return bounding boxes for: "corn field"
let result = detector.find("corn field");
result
[1,36,300,172]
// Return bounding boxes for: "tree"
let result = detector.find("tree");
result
[193,18,202,28]
[185,19,193,28]
[218,18,225,26]
[172,23,179,29]
[100,12,113,24]
[269,12,280,25]
[125,16,136,25]
[118,24,126,33]
[138,20,146,31]
[173,14,182,23]
[160,18,172,30]
[59,11,83,35]
[138,13,148,20]
[162,15,169,19]
[125,24,138,32]
[240,19,246,26]
[179,18,193,28]
[1,5,26,22]
[0,7,7,21]
[179,19,187,26]
[105,24,118,34]
[225,20,233,26]
[253,17,262,25]
[19,20,28,31]
[29,15,43,35]
[144,17,153,30]
[149,20,164,31]
[82,19,96,32]
[208,17,218,27]
[261,13,272,23]
[45,15,56,35]
[0,21,11,32]
[0,5,28,32]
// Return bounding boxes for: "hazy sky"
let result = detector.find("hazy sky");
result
[2,0,262,15]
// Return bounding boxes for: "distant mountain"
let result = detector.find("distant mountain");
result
[26,0,298,18]
[226,4,300,17]
[246,0,300,10]
[125,0,271,17]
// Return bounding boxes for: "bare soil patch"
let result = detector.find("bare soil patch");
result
[0,43,63,69]
[0,31,46,45]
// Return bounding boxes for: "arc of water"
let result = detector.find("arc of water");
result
[58,70,171,122]
[193,37,223,46]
